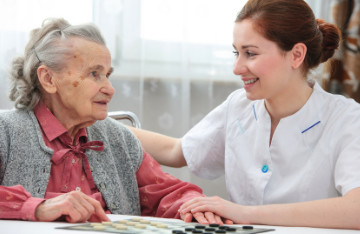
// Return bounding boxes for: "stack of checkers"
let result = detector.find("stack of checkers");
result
[56,217,275,233]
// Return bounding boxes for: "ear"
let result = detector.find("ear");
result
[290,43,307,69]
[37,65,57,94]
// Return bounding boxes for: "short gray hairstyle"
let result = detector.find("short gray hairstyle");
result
[9,18,106,110]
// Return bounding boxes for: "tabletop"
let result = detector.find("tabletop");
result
[1,214,359,234]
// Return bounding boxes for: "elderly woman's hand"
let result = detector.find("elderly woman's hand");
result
[35,191,110,223]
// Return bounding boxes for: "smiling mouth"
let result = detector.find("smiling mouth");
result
[244,78,259,85]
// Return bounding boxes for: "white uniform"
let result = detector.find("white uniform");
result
[182,81,360,205]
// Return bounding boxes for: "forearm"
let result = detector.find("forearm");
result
[158,186,204,219]
[129,126,186,167]
[248,189,360,229]
[137,151,202,219]
[183,189,360,229]
[0,185,45,221]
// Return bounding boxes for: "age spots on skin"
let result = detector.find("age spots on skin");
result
[72,81,79,87]
[80,76,85,80]
[67,71,72,76]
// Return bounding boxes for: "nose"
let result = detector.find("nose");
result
[233,56,248,76]
[100,78,115,98]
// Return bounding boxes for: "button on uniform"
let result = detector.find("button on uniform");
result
[261,164,269,173]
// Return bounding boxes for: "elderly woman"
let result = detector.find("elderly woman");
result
[0,18,224,224]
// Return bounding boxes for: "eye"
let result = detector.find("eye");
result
[90,71,101,79]
[246,51,257,57]
[232,50,239,57]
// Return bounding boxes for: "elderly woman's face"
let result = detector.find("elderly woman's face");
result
[50,37,114,125]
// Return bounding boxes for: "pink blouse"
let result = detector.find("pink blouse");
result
[0,102,203,221]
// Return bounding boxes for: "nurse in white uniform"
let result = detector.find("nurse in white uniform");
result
[130,0,360,229]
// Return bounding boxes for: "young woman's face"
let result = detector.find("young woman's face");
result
[232,19,294,101]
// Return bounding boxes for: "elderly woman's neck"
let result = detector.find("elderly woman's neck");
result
[42,99,94,141]
[59,117,94,141]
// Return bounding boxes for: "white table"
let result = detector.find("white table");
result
[0,214,359,234]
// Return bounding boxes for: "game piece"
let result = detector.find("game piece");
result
[139,219,151,224]
[115,220,127,224]
[93,225,105,231]
[102,222,112,225]
[135,224,147,229]
[156,223,168,228]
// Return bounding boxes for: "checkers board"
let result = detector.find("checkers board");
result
[56,217,275,233]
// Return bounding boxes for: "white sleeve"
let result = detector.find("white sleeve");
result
[181,94,234,180]
[334,103,360,195]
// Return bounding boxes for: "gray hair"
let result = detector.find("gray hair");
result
[9,18,106,110]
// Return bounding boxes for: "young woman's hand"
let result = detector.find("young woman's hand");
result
[180,199,234,225]
[179,196,246,224]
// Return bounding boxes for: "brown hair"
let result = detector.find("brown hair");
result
[236,0,341,74]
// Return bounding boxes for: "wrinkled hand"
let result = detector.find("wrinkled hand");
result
[179,196,243,224]
[35,191,110,223]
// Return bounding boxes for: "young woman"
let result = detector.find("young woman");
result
[130,0,360,229]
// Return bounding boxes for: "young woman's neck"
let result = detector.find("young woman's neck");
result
[265,77,313,145]
[265,78,313,125]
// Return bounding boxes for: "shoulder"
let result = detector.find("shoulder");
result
[312,82,360,118]
[225,88,254,112]
[0,109,31,121]
[90,117,139,143]
[211,88,252,115]
[89,118,143,166]
[91,117,129,133]
[188,88,254,129]
[226,88,249,105]
[0,109,42,157]
[0,109,35,131]
[184,88,252,141]
[223,88,257,121]
[310,82,360,139]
